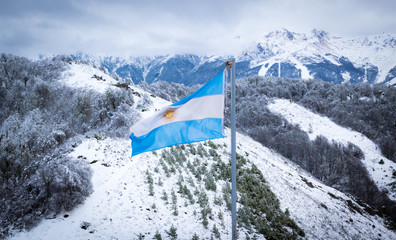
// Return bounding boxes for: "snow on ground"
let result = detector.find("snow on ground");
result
[60,62,171,122]
[341,72,351,83]
[9,137,233,240]
[234,129,395,240]
[11,137,204,239]
[131,87,171,119]
[60,63,119,93]
[9,130,395,240]
[268,98,396,201]
[257,60,273,77]
[289,56,311,80]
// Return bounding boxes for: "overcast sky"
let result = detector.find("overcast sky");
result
[1,0,395,58]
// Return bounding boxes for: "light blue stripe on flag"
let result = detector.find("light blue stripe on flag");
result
[130,118,224,156]
[129,71,225,156]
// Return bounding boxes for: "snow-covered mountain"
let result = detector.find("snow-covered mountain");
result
[246,29,396,85]
[8,63,396,240]
[70,29,396,86]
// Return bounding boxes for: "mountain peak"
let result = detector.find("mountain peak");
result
[264,29,302,41]
[311,29,330,39]
[282,28,295,40]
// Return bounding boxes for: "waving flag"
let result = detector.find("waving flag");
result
[129,71,225,156]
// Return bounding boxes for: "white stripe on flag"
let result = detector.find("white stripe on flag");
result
[131,94,224,137]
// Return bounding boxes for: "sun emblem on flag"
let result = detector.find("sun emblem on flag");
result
[162,107,177,123]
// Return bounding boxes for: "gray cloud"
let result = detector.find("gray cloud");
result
[1,0,395,58]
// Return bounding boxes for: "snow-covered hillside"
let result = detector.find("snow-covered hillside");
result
[61,62,170,119]
[9,132,395,240]
[268,99,396,201]
[60,63,118,93]
[8,64,396,239]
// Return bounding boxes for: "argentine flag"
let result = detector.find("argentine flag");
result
[129,71,225,156]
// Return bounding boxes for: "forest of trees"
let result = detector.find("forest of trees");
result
[0,54,143,237]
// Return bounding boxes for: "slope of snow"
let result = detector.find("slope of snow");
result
[9,131,395,240]
[268,98,396,201]
[8,136,235,240]
[60,62,171,120]
[234,130,395,239]
[130,86,171,119]
[289,56,311,80]
[257,59,276,77]
[60,63,119,93]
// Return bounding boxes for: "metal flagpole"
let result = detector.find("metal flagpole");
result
[230,59,237,240]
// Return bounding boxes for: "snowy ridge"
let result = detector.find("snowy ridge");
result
[68,30,396,86]
[243,29,396,84]
[60,63,119,93]
[268,98,396,201]
[69,30,396,86]
[334,34,396,83]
